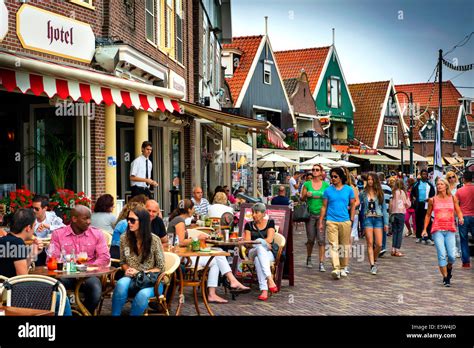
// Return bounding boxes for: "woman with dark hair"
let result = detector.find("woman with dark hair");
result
[360,172,389,275]
[168,199,249,303]
[319,167,356,280]
[111,206,165,315]
[91,194,116,233]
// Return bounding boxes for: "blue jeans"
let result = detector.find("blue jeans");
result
[111,276,163,316]
[432,231,456,267]
[459,216,474,264]
[382,230,387,250]
[391,213,405,249]
[55,293,72,316]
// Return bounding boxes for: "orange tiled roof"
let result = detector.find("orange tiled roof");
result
[349,81,391,147]
[404,106,459,141]
[395,81,461,108]
[275,47,331,94]
[223,35,264,103]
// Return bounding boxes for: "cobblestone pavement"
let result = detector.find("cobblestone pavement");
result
[101,225,474,316]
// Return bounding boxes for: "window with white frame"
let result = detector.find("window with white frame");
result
[423,127,435,140]
[203,22,208,80]
[384,125,398,147]
[209,36,215,86]
[175,0,183,63]
[145,0,156,43]
[165,0,173,49]
[214,44,220,92]
[264,62,271,85]
[69,0,94,9]
[327,77,341,108]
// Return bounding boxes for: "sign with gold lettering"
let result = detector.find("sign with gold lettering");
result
[16,4,95,63]
[0,0,8,42]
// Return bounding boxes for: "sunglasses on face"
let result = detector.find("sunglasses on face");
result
[312,168,321,172]
[33,207,41,212]
[331,175,339,179]
[448,176,455,179]
[127,217,138,224]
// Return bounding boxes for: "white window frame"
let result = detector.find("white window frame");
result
[459,132,467,149]
[209,35,215,86]
[175,0,183,64]
[423,127,435,141]
[69,0,95,10]
[145,0,156,43]
[165,0,173,49]
[384,125,398,148]
[263,62,271,85]
[329,77,340,108]
[203,21,208,81]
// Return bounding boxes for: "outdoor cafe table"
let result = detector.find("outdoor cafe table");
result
[205,239,261,274]
[30,266,116,316]
[0,305,54,316]
[172,247,229,316]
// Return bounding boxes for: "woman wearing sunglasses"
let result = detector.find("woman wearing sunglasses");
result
[446,171,461,258]
[319,167,356,280]
[360,172,389,275]
[112,206,165,315]
[301,164,329,271]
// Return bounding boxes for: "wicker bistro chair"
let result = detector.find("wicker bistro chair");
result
[145,252,181,316]
[239,233,286,288]
[2,274,67,315]
[0,275,8,305]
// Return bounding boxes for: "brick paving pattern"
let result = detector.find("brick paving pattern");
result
[101,226,474,316]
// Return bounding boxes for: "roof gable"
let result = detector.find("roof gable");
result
[349,81,391,148]
[395,81,462,108]
[223,35,264,104]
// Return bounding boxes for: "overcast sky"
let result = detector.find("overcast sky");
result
[231,0,474,97]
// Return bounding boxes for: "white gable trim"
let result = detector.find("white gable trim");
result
[234,37,266,108]
[454,104,463,141]
[266,36,297,128]
[312,46,356,113]
[373,82,392,149]
[390,80,410,145]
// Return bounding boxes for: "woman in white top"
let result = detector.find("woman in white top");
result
[91,194,117,233]
[207,192,234,218]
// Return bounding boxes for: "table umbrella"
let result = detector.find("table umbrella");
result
[329,160,360,168]
[257,152,299,168]
[300,155,338,166]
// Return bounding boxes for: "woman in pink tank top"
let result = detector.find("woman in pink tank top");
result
[422,178,464,287]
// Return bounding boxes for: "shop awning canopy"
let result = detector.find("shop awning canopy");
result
[0,53,183,114]
[377,149,428,163]
[350,154,401,165]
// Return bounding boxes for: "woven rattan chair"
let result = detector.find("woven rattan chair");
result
[240,232,286,287]
[0,275,8,305]
[2,274,67,315]
[145,252,181,316]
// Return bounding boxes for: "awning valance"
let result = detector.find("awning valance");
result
[0,67,181,114]
[377,149,428,163]
[350,154,400,165]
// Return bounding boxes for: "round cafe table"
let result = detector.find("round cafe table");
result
[172,247,230,316]
[30,266,116,316]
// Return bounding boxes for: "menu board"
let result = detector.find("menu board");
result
[238,203,293,287]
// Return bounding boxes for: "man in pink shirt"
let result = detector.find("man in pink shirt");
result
[456,171,474,268]
[51,205,110,314]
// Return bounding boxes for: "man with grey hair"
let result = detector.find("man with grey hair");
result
[50,205,110,315]
[191,186,209,216]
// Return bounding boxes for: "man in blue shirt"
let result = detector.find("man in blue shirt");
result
[411,169,435,244]
[319,167,356,280]
[271,186,291,206]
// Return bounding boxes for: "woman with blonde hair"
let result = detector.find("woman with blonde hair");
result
[446,171,461,258]
[422,178,463,287]
[208,192,234,218]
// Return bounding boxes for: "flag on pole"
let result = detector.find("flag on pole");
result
[433,110,443,183]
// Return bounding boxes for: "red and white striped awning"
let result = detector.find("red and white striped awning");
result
[0,68,181,113]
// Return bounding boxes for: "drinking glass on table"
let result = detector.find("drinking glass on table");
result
[167,233,174,252]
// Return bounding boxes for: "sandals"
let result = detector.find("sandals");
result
[392,251,404,257]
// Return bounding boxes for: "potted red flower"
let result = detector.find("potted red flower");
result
[49,189,92,224]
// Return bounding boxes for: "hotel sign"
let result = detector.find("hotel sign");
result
[0,0,8,42]
[16,4,95,63]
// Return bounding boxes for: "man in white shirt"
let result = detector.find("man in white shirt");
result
[130,141,159,198]
[191,186,209,216]
[289,172,302,201]
[32,195,65,238]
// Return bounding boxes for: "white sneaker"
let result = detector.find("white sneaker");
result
[343,266,350,274]
[427,239,435,246]
[456,251,461,258]
[319,263,326,272]
[340,269,348,277]
[370,265,378,275]
[331,270,341,280]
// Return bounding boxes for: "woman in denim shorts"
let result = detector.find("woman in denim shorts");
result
[360,172,389,275]
[301,164,329,271]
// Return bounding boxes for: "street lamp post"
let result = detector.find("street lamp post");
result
[393,91,414,176]
[400,140,404,172]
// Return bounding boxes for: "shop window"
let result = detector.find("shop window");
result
[384,125,398,148]
[264,62,271,85]
[327,77,341,108]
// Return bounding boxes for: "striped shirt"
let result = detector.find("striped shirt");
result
[191,197,210,216]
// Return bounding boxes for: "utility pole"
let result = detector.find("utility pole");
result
[438,49,443,157]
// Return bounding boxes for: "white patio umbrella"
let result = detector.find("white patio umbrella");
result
[298,163,331,171]
[257,152,299,168]
[329,160,360,168]
[300,155,338,166]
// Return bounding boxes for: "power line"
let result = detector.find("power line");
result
[443,31,474,57]
[454,86,474,89]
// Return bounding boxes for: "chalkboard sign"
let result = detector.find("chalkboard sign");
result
[238,203,294,287]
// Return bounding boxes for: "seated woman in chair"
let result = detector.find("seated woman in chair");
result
[111,206,165,316]
[168,199,249,304]
[243,203,279,301]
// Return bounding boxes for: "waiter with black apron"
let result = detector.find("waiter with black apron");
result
[129,141,158,198]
